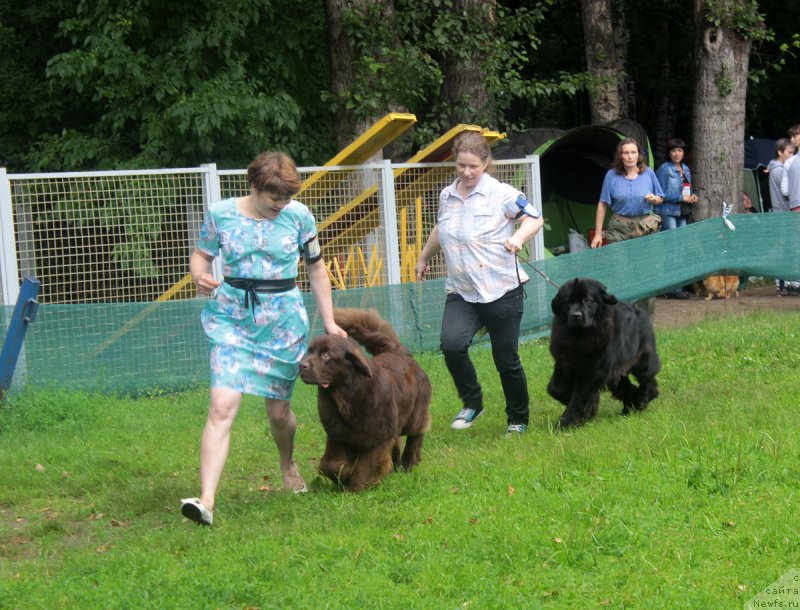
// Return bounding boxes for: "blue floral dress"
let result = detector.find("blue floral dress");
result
[196,197,318,399]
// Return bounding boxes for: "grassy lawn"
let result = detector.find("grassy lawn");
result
[1,310,799,608]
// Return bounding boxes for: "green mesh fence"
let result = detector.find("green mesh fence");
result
[1,213,798,396]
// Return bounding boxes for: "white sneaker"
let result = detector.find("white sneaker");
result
[180,498,213,526]
[450,407,484,430]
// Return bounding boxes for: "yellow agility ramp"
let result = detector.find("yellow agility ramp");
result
[320,124,504,238]
[406,124,505,163]
[299,112,417,202]
[321,126,507,258]
[316,123,485,237]
[310,113,416,172]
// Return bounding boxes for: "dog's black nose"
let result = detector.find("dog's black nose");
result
[299,360,309,371]
[569,311,583,321]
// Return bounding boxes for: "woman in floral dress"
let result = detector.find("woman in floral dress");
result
[181,152,345,526]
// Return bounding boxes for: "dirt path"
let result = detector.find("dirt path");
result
[654,281,800,329]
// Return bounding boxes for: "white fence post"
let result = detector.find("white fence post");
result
[380,160,402,285]
[526,155,546,262]
[200,163,224,283]
[0,168,20,305]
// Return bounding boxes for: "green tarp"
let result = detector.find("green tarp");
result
[3,213,798,396]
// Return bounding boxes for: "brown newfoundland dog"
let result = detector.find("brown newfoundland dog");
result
[299,308,432,491]
[547,278,661,429]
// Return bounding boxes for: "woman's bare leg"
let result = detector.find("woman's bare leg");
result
[198,387,243,511]
[266,398,306,492]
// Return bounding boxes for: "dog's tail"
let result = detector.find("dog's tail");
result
[333,308,407,356]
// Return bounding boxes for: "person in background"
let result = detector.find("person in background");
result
[415,132,544,436]
[742,192,755,213]
[780,125,800,212]
[768,138,795,296]
[182,151,346,526]
[591,137,665,316]
[655,137,697,300]
[768,138,794,215]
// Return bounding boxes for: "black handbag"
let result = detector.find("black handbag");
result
[679,168,693,217]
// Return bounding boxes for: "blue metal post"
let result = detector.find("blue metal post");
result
[0,276,40,401]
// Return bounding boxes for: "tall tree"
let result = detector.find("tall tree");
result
[691,0,761,220]
[321,1,584,154]
[324,0,432,158]
[325,0,383,151]
[580,0,628,123]
[441,0,496,127]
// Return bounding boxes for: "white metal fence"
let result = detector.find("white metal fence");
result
[0,159,543,305]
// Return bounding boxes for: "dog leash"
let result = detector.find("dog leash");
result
[515,254,561,290]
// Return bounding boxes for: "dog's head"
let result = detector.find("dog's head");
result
[551,277,618,328]
[299,334,372,389]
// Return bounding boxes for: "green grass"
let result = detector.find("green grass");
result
[2,310,800,608]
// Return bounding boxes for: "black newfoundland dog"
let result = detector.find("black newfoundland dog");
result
[547,278,661,429]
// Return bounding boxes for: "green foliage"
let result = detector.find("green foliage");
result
[714,62,735,96]
[0,2,77,171]
[328,0,589,151]
[745,0,800,136]
[2,0,799,172]
[2,311,800,606]
[749,32,800,84]
[703,0,770,42]
[5,0,335,171]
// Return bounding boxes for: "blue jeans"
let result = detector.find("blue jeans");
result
[661,214,687,231]
[440,285,529,425]
[661,214,689,295]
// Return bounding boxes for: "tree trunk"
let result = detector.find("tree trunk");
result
[325,0,401,157]
[581,0,626,124]
[441,0,496,126]
[691,0,752,220]
[325,0,362,149]
[653,56,676,161]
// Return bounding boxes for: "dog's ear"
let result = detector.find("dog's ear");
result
[602,291,618,306]
[551,289,566,316]
[551,279,576,316]
[345,346,372,378]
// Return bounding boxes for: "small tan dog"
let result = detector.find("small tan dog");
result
[698,275,740,300]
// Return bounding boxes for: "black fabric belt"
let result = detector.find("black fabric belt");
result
[224,277,296,313]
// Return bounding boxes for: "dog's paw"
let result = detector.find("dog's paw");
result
[556,414,586,431]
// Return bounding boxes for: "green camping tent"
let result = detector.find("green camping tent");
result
[494,119,654,253]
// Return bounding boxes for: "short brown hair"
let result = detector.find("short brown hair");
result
[247,151,301,197]
[776,137,794,157]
